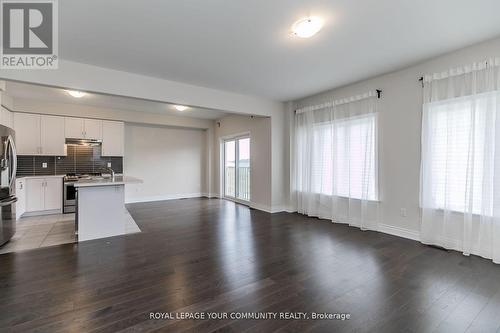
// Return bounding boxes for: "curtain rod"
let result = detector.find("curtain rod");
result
[295,89,382,114]
[418,58,500,88]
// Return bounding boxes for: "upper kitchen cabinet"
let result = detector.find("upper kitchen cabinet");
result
[0,107,13,129]
[102,120,124,156]
[13,113,40,155]
[64,117,84,139]
[14,113,66,155]
[65,117,102,140]
[40,115,66,155]
[84,119,102,140]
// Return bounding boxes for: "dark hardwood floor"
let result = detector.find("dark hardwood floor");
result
[1,198,500,332]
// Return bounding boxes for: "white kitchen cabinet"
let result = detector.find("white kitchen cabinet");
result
[26,178,45,212]
[44,178,63,210]
[64,117,85,138]
[1,107,13,129]
[13,113,40,155]
[84,119,102,140]
[102,120,124,156]
[40,115,66,155]
[65,117,102,140]
[15,178,26,220]
[14,113,66,155]
[25,177,62,213]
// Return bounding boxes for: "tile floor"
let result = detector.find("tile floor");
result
[0,211,141,254]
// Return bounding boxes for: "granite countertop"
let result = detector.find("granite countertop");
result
[74,175,142,188]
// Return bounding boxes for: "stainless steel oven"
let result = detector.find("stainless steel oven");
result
[63,173,101,214]
[63,181,77,213]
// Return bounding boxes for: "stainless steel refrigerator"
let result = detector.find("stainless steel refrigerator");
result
[0,125,17,246]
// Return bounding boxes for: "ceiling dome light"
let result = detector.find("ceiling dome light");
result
[291,17,323,38]
[174,105,188,111]
[66,90,86,98]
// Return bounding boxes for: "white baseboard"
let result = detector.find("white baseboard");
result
[21,209,62,218]
[250,202,273,213]
[125,193,204,204]
[377,223,420,242]
[202,193,219,199]
[268,205,293,213]
[252,204,291,214]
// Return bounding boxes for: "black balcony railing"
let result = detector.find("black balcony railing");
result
[225,166,250,201]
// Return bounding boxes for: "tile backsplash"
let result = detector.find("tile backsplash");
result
[17,144,123,177]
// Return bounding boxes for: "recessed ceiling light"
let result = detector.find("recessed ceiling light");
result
[174,105,188,111]
[291,17,323,38]
[66,90,86,98]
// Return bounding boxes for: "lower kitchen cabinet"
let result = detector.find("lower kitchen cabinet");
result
[44,178,63,210]
[25,177,62,213]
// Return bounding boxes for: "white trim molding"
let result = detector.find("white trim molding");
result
[377,223,420,242]
[250,201,273,213]
[202,193,219,199]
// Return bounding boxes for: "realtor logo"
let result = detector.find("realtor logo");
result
[1,0,58,69]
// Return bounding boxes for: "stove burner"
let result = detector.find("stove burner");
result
[63,172,102,182]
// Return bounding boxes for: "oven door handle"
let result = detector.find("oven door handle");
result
[0,196,17,206]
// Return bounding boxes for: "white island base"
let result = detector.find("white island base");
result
[75,176,142,242]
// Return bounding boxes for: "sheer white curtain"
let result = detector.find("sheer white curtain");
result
[420,58,500,263]
[292,92,379,230]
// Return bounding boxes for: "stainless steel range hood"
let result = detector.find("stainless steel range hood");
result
[65,138,102,146]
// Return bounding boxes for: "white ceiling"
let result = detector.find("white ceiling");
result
[58,0,500,101]
[4,81,229,120]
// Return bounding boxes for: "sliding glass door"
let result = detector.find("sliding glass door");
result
[224,136,250,202]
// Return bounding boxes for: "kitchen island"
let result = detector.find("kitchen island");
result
[75,176,142,241]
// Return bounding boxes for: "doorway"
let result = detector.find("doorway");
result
[223,136,250,202]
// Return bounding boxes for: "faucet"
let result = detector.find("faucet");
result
[105,167,115,180]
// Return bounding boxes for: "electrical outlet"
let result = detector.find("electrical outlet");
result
[107,162,112,167]
[42,162,48,168]
[400,208,407,217]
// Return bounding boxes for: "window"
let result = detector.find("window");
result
[297,114,378,201]
[224,136,250,202]
[424,93,493,215]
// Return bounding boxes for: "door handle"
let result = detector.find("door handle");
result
[0,196,17,206]
[5,135,17,191]
[1,136,8,170]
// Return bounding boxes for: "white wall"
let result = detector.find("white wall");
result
[214,114,272,211]
[124,124,207,203]
[291,36,500,237]
[271,108,287,211]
